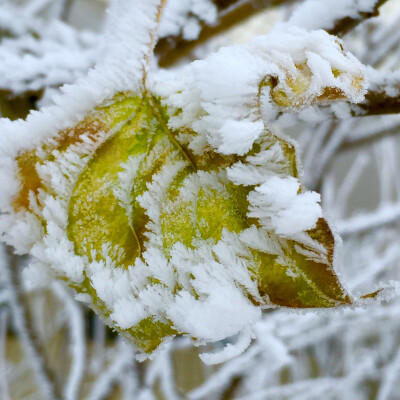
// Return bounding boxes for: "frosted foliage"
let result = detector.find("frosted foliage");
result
[248,176,322,236]
[0,0,400,399]
[0,0,371,360]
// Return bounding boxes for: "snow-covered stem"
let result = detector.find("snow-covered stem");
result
[2,248,61,400]
[52,282,86,400]
[340,118,400,151]
[142,0,168,86]
[86,341,135,400]
[59,0,74,22]
[0,308,10,400]
[289,0,388,36]
[159,350,184,400]
[156,0,298,67]
[308,121,350,191]
[120,364,140,400]
[337,203,400,237]
[376,346,400,400]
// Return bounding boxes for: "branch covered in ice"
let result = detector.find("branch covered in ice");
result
[158,0,218,42]
[0,20,98,94]
[350,69,400,116]
[338,203,400,237]
[289,0,388,36]
[156,0,284,66]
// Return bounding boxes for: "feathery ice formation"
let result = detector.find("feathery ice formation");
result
[1,28,367,357]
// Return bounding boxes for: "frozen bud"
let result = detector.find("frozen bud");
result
[263,39,366,109]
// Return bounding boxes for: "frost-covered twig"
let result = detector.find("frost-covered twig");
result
[59,0,74,22]
[234,376,340,400]
[338,203,400,237]
[0,308,10,400]
[289,0,388,36]
[2,247,61,400]
[52,282,86,400]
[120,363,140,400]
[156,0,298,66]
[340,116,400,151]
[308,121,350,190]
[336,71,400,117]
[351,87,400,116]
[158,350,184,400]
[188,345,260,400]
[333,152,369,218]
[86,341,135,400]
[377,346,400,400]
[0,1,98,94]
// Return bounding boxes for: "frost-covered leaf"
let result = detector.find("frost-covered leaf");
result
[0,5,371,358]
[5,90,353,355]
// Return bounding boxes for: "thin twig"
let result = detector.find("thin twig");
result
[156,0,298,67]
[327,0,388,36]
[120,363,139,400]
[308,121,346,192]
[52,283,86,400]
[59,0,74,22]
[0,308,10,400]
[337,203,400,237]
[350,91,400,117]
[334,152,370,219]
[156,0,388,66]
[3,247,62,400]
[339,120,400,151]
[86,340,135,400]
[377,344,400,400]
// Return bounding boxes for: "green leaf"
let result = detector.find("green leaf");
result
[13,92,351,354]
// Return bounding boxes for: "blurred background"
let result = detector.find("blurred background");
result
[1,0,400,399]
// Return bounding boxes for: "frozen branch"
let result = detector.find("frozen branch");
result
[307,121,350,191]
[376,335,400,400]
[86,341,135,400]
[346,71,400,117]
[59,0,74,22]
[120,364,140,400]
[158,350,184,400]
[189,346,260,400]
[52,282,86,400]
[334,152,370,218]
[337,203,400,237]
[156,0,299,67]
[351,90,400,117]
[328,0,388,36]
[0,309,10,400]
[157,0,388,67]
[2,247,61,400]
[289,0,388,36]
[340,117,400,151]
[234,376,339,400]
